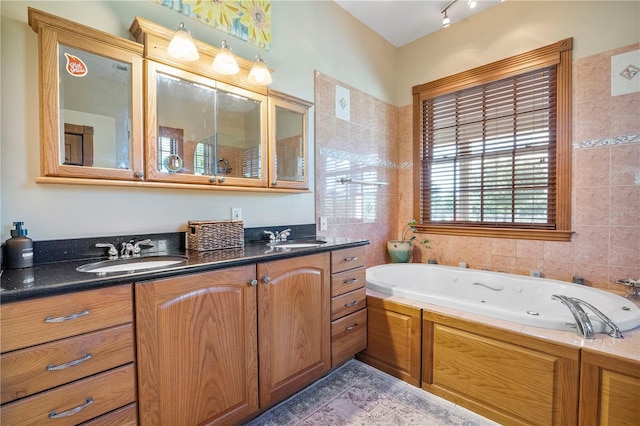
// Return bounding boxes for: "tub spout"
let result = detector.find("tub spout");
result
[552,294,595,339]
[570,297,624,339]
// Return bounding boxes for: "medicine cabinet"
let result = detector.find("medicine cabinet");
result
[30,9,311,193]
[145,61,268,187]
[28,8,145,181]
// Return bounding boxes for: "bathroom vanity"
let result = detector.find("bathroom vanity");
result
[0,238,369,425]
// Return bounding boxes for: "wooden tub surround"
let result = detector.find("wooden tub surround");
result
[358,290,640,426]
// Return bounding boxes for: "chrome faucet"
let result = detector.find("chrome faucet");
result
[264,229,291,242]
[552,294,624,339]
[571,297,624,339]
[95,243,118,259]
[552,294,595,339]
[120,241,135,258]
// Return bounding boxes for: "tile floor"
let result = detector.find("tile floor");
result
[244,359,500,426]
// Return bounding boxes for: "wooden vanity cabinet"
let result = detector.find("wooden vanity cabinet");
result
[257,253,331,407]
[135,265,259,426]
[579,349,640,425]
[0,285,136,425]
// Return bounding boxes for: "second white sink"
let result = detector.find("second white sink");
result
[77,255,187,273]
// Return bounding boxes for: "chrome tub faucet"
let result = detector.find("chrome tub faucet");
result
[552,294,624,339]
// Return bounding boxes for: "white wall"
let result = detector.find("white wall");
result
[396,1,640,106]
[0,0,397,240]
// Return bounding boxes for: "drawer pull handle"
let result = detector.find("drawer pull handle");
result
[344,256,358,262]
[345,300,359,307]
[343,278,358,284]
[49,397,93,419]
[346,323,359,330]
[44,309,90,323]
[47,353,92,371]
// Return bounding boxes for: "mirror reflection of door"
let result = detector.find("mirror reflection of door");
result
[64,123,94,166]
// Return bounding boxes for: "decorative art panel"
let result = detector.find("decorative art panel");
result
[154,0,271,50]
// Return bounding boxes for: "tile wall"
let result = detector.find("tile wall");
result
[314,43,639,291]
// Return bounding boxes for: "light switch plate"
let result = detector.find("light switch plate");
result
[232,207,242,221]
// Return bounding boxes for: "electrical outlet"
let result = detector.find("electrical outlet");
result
[319,216,328,231]
[231,207,242,221]
[530,270,541,278]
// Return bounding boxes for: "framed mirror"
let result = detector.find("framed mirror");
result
[268,92,312,189]
[29,8,144,181]
[146,61,268,187]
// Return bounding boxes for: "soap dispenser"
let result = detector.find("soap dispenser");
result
[4,222,34,269]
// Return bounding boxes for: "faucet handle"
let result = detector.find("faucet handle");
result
[264,230,276,242]
[278,229,291,241]
[95,243,118,259]
[133,239,153,254]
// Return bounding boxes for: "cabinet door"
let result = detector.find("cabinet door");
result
[29,8,144,181]
[268,91,312,189]
[258,253,331,407]
[579,349,640,425]
[146,61,268,188]
[135,265,258,425]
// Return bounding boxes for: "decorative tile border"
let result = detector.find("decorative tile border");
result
[573,133,640,149]
[319,147,412,169]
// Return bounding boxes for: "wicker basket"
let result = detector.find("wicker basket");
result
[187,220,244,251]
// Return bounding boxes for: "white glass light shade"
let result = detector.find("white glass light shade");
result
[212,40,239,75]
[167,23,199,61]
[468,0,477,8]
[248,55,273,85]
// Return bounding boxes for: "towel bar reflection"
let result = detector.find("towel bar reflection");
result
[337,177,388,186]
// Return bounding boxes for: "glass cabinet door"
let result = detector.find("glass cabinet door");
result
[146,61,268,187]
[268,92,312,190]
[29,8,144,180]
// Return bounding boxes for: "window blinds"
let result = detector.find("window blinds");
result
[421,66,557,228]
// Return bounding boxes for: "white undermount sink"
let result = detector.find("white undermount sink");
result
[76,255,188,273]
[267,240,327,249]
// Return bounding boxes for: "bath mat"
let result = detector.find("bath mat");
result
[243,359,499,426]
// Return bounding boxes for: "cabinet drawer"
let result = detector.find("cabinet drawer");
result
[331,267,365,297]
[1,323,134,404]
[1,285,133,353]
[331,246,366,273]
[80,402,138,426]
[331,287,366,321]
[331,309,367,367]
[1,363,135,426]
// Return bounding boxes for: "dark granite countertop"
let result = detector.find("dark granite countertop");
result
[1,238,369,304]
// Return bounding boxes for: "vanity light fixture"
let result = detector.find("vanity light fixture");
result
[167,22,199,61]
[468,0,477,8]
[212,40,239,75]
[248,54,273,85]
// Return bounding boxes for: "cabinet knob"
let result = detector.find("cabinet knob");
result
[210,177,216,183]
[248,279,258,286]
[261,275,271,283]
[271,180,278,186]
[134,171,144,178]
[217,177,226,184]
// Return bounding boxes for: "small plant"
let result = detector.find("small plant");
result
[400,220,430,249]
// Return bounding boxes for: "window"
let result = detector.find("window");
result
[158,126,184,173]
[412,38,573,241]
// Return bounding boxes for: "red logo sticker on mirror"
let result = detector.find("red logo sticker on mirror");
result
[64,53,87,77]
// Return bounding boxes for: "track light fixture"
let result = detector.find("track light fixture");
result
[442,10,450,28]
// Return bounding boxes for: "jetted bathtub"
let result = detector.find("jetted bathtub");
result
[366,263,640,333]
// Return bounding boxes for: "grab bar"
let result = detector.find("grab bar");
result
[472,282,504,291]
